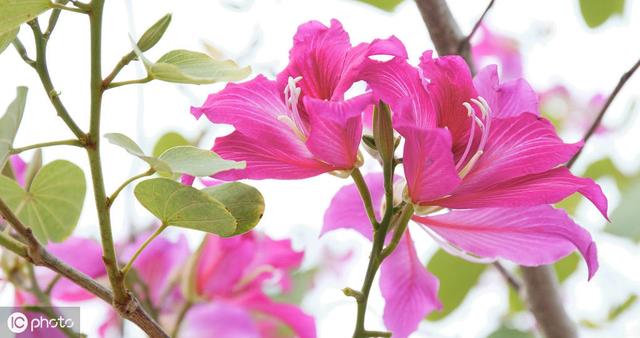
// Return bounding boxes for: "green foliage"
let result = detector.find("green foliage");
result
[0,160,86,243]
[152,131,190,157]
[137,14,172,52]
[426,249,487,320]
[579,0,625,28]
[0,26,18,54]
[203,182,265,235]
[0,87,27,170]
[0,0,51,34]
[554,252,580,283]
[106,132,242,176]
[486,326,534,338]
[148,49,251,85]
[605,180,640,242]
[356,0,404,12]
[158,146,245,177]
[607,294,637,321]
[134,178,237,236]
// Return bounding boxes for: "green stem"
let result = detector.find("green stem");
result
[49,2,88,14]
[12,38,36,68]
[102,52,136,88]
[27,19,87,142]
[107,76,153,89]
[121,224,168,276]
[0,231,28,257]
[379,203,414,261]
[351,168,379,227]
[11,139,84,154]
[107,168,155,208]
[170,300,193,338]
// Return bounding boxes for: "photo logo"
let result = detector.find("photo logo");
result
[7,312,28,334]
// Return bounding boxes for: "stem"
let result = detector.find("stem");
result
[0,231,27,257]
[102,52,136,88]
[10,139,84,154]
[351,168,379,227]
[27,20,87,142]
[107,168,155,208]
[107,76,153,89]
[457,0,496,53]
[170,300,193,338]
[380,204,414,261]
[12,39,36,68]
[50,2,89,14]
[121,224,168,276]
[493,261,521,292]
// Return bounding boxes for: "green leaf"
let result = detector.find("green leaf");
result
[427,250,487,320]
[149,49,251,84]
[203,182,264,235]
[356,0,404,12]
[579,0,625,28]
[104,133,172,173]
[554,252,580,283]
[0,87,28,170]
[605,179,640,242]
[137,14,171,52]
[608,294,637,321]
[152,131,190,158]
[486,326,534,338]
[0,0,51,34]
[0,160,86,243]
[134,178,236,236]
[584,157,630,191]
[158,146,245,177]
[0,26,18,54]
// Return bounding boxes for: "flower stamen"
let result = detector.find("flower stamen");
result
[281,76,308,141]
[457,96,492,177]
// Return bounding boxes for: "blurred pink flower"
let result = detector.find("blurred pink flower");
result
[9,155,27,186]
[471,24,523,81]
[539,85,607,133]
[192,19,406,180]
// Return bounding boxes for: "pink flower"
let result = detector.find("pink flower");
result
[183,232,315,338]
[191,19,406,180]
[539,85,607,133]
[471,24,523,81]
[9,155,27,186]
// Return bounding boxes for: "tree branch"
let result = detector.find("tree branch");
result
[457,0,495,54]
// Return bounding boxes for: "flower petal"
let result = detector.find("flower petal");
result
[303,94,370,169]
[434,167,608,219]
[414,205,599,279]
[322,172,386,240]
[398,126,461,204]
[10,155,27,186]
[473,65,538,118]
[180,303,260,338]
[380,231,441,338]
[239,290,317,338]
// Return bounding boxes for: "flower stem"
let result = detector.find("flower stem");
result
[170,299,193,338]
[351,168,379,227]
[0,231,27,257]
[107,168,155,208]
[121,224,168,277]
[107,76,153,89]
[380,203,414,261]
[10,139,84,154]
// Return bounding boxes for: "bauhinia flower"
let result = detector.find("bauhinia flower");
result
[320,46,609,337]
[191,19,406,179]
[471,24,523,81]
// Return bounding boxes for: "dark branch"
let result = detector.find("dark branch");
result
[457,0,496,54]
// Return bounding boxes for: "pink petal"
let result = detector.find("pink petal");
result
[471,24,523,81]
[419,51,478,155]
[239,290,317,338]
[213,130,331,180]
[434,167,608,219]
[360,57,437,129]
[322,172,386,240]
[461,113,581,189]
[399,126,461,204]
[473,65,538,118]
[415,205,599,279]
[10,155,27,186]
[303,94,370,169]
[243,233,304,293]
[47,237,106,302]
[380,231,441,338]
[180,303,260,338]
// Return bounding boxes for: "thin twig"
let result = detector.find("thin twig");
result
[567,57,640,168]
[493,261,521,291]
[10,139,84,154]
[457,0,496,54]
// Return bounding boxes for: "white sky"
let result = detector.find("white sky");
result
[1,0,640,337]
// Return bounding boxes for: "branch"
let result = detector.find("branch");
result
[0,198,169,337]
[414,0,473,71]
[457,0,495,54]
[10,139,84,154]
[493,261,521,292]
[567,57,640,168]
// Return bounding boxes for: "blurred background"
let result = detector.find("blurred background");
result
[1,0,639,337]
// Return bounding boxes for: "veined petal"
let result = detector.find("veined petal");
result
[380,231,441,338]
[322,172,386,240]
[414,205,599,279]
[303,94,370,169]
[360,57,437,129]
[461,113,581,188]
[399,126,461,204]
[179,303,260,338]
[474,65,538,118]
[239,290,317,338]
[435,167,608,219]
[213,130,331,180]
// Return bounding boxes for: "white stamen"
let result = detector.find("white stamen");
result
[456,96,493,177]
[281,76,308,141]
